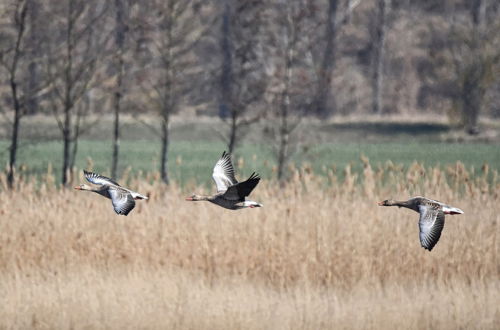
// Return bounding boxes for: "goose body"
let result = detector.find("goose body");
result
[75,170,148,216]
[186,151,262,210]
[378,196,463,251]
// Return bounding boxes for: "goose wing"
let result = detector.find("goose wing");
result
[417,196,464,215]
[418,204,445,251]
[84,170,120,186]
[108,186,136,216]
[212,151,238,192]
[223,172,260,201]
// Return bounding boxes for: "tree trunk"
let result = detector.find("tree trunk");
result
[220,1,240,153]
[7,2,27,189]
[111,79,121,178]
[62,93,72,185]
[277,6,294,182]
[371,0,389,114]
[61,0,74,186]
[7,97,21,189]
[26,0,39,115]
[277,95,289,181]
[160,115,170,184]
[219,1,232,120]
[111,0,126,178]
[470,0,486,28]
[463,0,486,135]
[69,111,81,172]
[462,64,483,135]
[313,0,338,118]
[228,112,237,153]
[62,129,71,186]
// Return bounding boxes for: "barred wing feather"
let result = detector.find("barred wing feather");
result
[212,151,238,192]
[418,204,445,251]
[108,187,136,216]
[84,170,120,186]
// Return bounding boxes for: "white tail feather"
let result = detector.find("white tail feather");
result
[442,205,463,214]
[131,192,148,200]
[243,200,262,208]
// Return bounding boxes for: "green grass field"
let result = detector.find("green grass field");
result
[2,139,499,186]
[1,115,499,185]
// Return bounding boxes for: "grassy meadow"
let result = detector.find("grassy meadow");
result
[0,160,498,329]
[2,115,500,186]
[2,140,500,187]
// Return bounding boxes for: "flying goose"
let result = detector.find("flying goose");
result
[75,170,148,216]
[378,196,463,251]
[185,151,263,210]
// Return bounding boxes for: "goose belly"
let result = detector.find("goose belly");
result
[210,196,239,210]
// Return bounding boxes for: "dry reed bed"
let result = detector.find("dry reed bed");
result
[0,162,498,329]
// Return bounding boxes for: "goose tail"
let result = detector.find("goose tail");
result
[443,205,463,215]
[131,192,149,200]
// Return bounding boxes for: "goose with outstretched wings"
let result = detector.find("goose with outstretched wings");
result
[75,170,148,216]
[186,151,263,210]
[378,196,463,251]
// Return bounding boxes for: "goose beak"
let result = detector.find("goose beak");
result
[185,197,193,201]
[74,186,81,190]
[377,201,384,206]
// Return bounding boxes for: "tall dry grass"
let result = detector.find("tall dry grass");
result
[0,161,498,329]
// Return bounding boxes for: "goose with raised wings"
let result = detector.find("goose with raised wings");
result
[75,170,148,216]
[378,196,463,251]
[185,151,262,210]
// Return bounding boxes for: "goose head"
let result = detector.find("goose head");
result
[378,199,395,206]
[74,184,92,191]
[185,194,206,201]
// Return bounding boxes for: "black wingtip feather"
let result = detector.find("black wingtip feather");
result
[247,172,261,181]
[83,169,98,177]
[83,169,121,186]
[114,209,130,216]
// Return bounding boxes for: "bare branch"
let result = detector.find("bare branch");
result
[335,0,363,27]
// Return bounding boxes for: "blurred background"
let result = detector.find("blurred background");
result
[1,0,499,187]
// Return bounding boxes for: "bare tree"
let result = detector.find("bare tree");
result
[42,0,109,186]
[134,0,208,184]
[110,0,128,178]
[265,0,315,181]
[307,0,363,117]
[457,0,499,134]
[370,0,390,114]
[0,0,28,189]
[0,0,48,188]
[422,0,500,134]
[25,0,41,116]
[312,0,338,118]
[218,0,267,153]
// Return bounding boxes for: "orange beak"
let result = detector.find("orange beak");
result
[74,186,81,190]
[377,201,383,206]
[185,197,193,201]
